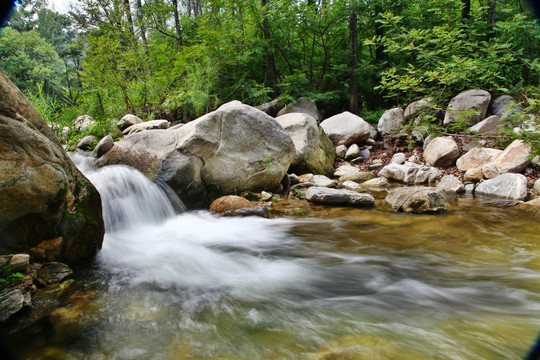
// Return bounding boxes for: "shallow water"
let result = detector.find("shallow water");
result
[12,160,540,359]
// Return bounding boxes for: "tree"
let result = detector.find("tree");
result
[0,27,65,95]
[349,0,358,113]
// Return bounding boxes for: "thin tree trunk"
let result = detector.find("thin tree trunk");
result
[461,0,470,22]
[135,0,154,96]
[374,4,384,61]
[487,0,496,26]
[123,0,135,37]
[349,0,358,113]
[172,0,183,47]
[261,0,278,97]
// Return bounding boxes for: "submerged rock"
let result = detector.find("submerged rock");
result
[385,186,458,213]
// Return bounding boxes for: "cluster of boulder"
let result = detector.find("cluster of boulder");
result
[73,90,538,215]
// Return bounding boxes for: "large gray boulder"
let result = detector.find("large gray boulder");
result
[99,102,296,208]
[489,95,524,119]
[379,162,441,185]
[443,89,491,126]
[306,187,374,207]
[277,97,321,122]
[385,187,458,213]
[423,136,460,167]
[475,173,528,200]
[0,70,104,263]
[275,113,335,176]
[377,107,405,136]
[320,112,371,146]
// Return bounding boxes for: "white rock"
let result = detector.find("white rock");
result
[437,175,465,194]
[320,112,371,146]
[456,147,503,171]
[123,119,169,135]
[345,144,360,160]
[475,173,528,200]
[335,145,348,158]
[469,115,504,134]
[377,107,405,136]
[390,152,406,164]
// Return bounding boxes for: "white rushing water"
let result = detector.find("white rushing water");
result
[63,153,540,359]
[71,153,320,300]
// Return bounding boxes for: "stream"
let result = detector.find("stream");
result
[11,155,540,359]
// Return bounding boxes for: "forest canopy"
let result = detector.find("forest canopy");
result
[1,0,539,138]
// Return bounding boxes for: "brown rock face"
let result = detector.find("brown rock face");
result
[0,70,104,263]
[209,196,252,214]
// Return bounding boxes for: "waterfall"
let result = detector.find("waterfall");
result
[69,152,185,232]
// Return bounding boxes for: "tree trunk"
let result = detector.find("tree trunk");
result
[487,0,496,26]
[261,0,278,97]
[134,0,154,96]
[172,0,183,47]
[349,0,358,113]
[461,0,470,22]
[374,4,384,61]
[123,0,135,37]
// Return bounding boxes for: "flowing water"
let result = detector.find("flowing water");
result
[12,155,540,359]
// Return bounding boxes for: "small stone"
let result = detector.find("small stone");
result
[117,114,143,131]
[359,177,390,190]
[306,187,374,207]
[534,179,540,194]
[359,149,371,160]
[341,181,361,191]
[345,144,360,160]
[339,172,375,183]
[334,164,360,177]
[335,145,348,158]
[260,191,272,201]
[221,206,270,218]
[437,175,465,194]
[312,175,338,188]
[298,173,314,183]
[463,167,484,183]
[9,254,30,273]
[368,163,383,171]
[464,183,475,194]
[209,196,252,213]
[390,153,406,164]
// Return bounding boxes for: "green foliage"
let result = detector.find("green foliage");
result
[0,27,65,96]
[0,265,25,288]
[375,4,540,104]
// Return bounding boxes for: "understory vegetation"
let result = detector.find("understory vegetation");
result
[1,0,539,153]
